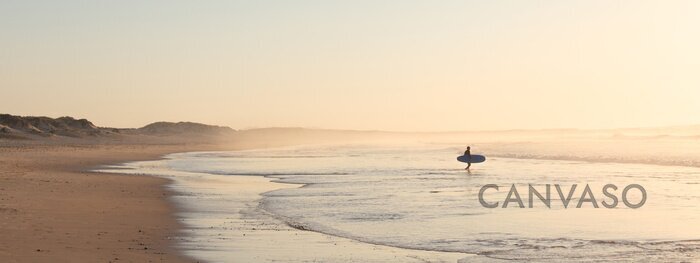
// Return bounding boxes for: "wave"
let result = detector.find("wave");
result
[261,205,700,261]
[276,215,693,260]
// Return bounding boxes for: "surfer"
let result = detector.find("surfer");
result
[464,146,471,170]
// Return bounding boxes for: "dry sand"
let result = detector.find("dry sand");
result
[0,143,217,263]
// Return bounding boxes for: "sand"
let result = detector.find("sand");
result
[0,143,215,263]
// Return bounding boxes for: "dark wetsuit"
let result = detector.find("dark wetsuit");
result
[464,149,472,169]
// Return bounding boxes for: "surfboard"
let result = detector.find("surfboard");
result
[457,154,486,163]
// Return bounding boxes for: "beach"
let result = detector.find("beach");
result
[0,143,212,262]
[4,1,699,261]
[2,135,700,262]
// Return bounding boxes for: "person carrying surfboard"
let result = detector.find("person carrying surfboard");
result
[464,146,472,170]
[457,147,485,168]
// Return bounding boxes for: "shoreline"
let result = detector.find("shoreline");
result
[100,150,475,262]
[0,143,222,262]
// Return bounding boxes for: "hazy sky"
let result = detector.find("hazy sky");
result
[2,1,699,131]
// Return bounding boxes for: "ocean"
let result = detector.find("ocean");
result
[98,143,700,262]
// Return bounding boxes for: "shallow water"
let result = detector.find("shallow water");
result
[99,144,700,261]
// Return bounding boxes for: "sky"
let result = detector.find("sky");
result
[1,1,699,131]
